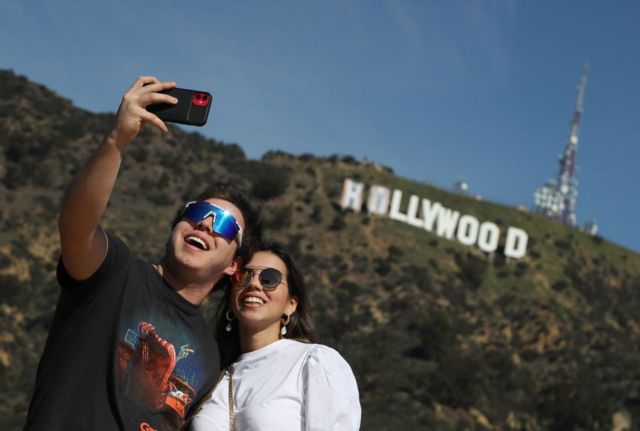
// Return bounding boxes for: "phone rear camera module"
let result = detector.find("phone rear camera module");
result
[192,92,210,107]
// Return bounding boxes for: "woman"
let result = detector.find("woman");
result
[190,242,361,430]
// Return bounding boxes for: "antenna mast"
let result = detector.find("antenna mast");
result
[533,63,589,226]
[557,62,588,226]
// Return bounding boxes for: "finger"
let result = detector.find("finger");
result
[130,76,161,91]
[139,92,178,107]
[137,107,169,132]
[139,81,176,95]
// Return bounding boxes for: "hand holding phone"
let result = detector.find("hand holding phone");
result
[147,87,213,127]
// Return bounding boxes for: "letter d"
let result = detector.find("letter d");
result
[504,227,528,259]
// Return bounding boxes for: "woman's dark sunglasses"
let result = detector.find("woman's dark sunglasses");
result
[233,267,284,290]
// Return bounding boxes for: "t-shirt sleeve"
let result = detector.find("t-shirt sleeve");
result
[303,345,362,431]
[56,229,131,296]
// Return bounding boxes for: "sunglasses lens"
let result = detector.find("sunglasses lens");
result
[259,268,282,290]
[182,202,213,223]
[211,211,240,242]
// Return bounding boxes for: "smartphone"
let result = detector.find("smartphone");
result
[147,87,212,126]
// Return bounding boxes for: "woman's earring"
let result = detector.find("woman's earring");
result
[280,314,291,336]
[225,310,235,333]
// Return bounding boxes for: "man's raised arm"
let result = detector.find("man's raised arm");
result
[58,76,177,281]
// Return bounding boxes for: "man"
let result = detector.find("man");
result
[24,76,261,430]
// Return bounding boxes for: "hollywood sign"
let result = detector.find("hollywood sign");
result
[340,179,529,259]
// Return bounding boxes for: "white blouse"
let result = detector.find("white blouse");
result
[190,339,361,430]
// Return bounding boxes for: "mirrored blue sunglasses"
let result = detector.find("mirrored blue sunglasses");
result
[181,201,243,246]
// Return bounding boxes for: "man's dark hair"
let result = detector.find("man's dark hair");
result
[171,182,263,262]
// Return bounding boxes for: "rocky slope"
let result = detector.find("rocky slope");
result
[1,70,639,430]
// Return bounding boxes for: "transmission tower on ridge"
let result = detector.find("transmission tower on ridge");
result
[533,63,589,227]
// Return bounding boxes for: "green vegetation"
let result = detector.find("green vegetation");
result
[2,69,640,430]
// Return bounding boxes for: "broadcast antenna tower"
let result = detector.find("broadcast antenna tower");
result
[558,63,588,226]
[533,63,589,226]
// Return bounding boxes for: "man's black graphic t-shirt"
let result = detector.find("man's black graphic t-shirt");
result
[25,231,220,431]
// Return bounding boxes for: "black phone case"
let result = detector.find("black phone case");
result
[147,87,212,126]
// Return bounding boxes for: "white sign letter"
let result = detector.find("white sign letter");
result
[456,215,479,246]
[367,185,391,215]
[406,195,424,228]
[477,222,500,253]
[389,190,408,223]
[504,227,528,259]
[422,199,441,232]
[435,207,460,239]
[340,178,364,211]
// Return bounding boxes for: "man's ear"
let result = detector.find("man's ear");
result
[223,256,243,276]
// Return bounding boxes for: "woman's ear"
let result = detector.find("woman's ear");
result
[286,296,298,316]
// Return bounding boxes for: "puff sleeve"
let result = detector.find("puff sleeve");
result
[303,345,361,431]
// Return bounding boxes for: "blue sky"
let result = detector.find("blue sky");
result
[1,0,639,253]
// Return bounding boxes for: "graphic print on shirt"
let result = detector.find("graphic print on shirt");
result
[116,317,205,424]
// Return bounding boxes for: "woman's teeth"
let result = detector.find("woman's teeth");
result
[244,296,265,305]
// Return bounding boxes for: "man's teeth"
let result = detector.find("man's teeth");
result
[244,296,265,305]
[186,236,208,250]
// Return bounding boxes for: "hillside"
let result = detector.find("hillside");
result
[1,69,640,430]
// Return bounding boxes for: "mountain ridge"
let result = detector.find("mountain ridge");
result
[1,69,640,430]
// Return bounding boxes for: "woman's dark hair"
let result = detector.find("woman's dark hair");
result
[216,241,318,369]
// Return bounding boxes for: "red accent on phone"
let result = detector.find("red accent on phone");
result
[192,93,210,107]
